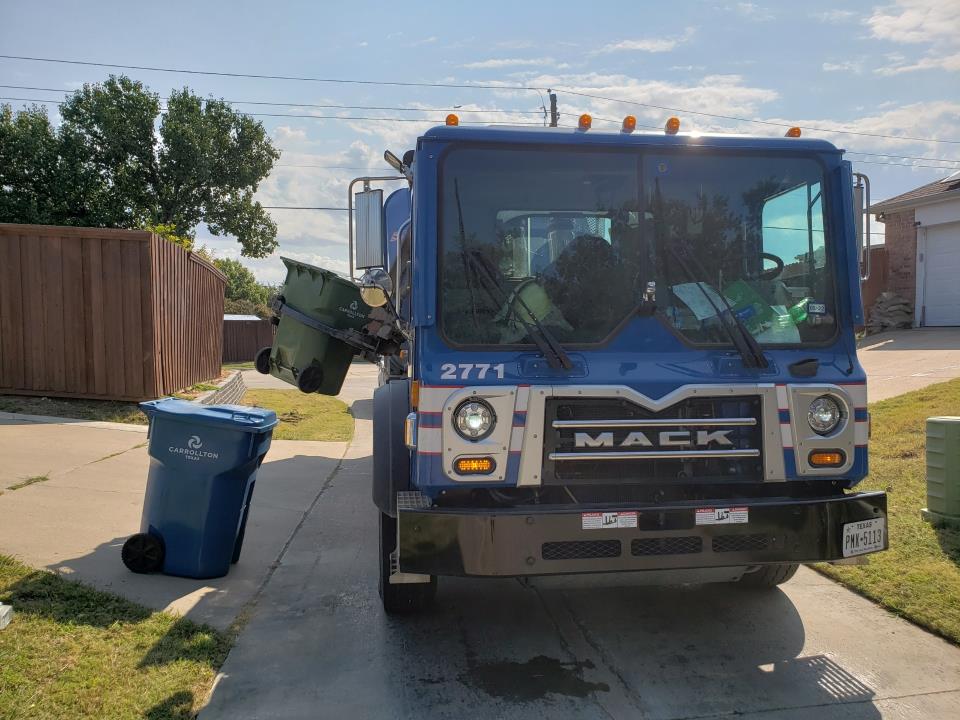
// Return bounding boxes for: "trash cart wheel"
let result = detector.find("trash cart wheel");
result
[122,533,165,574]
[297,365,324,394]
[255,347,272,375]
[378,511,436,614]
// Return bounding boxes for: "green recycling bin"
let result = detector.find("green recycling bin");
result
[922,416,960,529]
[258,258,371,395]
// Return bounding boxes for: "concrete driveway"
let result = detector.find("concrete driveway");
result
[859,327,960,401]
[201,361,960,720]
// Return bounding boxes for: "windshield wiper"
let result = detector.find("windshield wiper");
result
[667,244,769,369]
[454,179,573,370]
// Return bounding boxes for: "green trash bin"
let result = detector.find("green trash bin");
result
[922,416,960,529]
[260,257,372,395]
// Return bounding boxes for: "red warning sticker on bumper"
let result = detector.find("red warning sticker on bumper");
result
[582,511,638,530]
[695,507,749,525]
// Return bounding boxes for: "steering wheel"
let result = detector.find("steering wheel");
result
[750,251,785,282]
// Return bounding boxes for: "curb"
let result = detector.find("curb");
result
[0,411,149,432]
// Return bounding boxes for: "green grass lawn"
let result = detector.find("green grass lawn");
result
[222,361,254,371]
[0,555,231,720]
[816,377,960,644]
[0,396,148,424]
[241,389,354,442]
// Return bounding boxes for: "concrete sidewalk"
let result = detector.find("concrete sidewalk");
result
[858,327,960,401]
[0,364,377,630]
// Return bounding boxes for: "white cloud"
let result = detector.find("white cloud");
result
[876,50,960,75]
[734,3,774,21]
[822,59,864,74]
[867,0,959,44]
[408,36,438,47]
[593,27,696,55]
[813,9,857,22]
[461,57,561,70]
[868,0,960,74]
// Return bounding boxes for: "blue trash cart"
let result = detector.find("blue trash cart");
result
[122,399,278,579]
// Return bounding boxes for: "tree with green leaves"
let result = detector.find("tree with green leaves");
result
[0,76,281,257]
[214,257,274,317]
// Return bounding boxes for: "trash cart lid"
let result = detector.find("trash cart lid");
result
[140,398,278,433]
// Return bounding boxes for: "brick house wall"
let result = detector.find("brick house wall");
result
[880,208,917,319]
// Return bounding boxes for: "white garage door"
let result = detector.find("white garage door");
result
[923,222,960,326]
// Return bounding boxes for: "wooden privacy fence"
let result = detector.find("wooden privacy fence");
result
[223,318,275,363]
[0,223,227,401]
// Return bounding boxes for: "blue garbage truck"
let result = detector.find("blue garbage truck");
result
[312,114,887,612]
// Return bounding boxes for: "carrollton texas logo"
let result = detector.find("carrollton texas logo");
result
[574,429,734,448]
[169,434,220,461]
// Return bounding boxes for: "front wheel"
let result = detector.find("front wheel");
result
[738,563,799,588]
[378,511,436,613]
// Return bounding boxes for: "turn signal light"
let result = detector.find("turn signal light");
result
[622,115,637,133]
[809,450,845,467]
[785,126,802,138]
[578,113,592,130]
[664,116,681,134]
[446,113,459,126]
[410,380,420,409]
[455,457,496,475]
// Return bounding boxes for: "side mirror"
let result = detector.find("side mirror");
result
[355,188,385,270]
[359,267,393,308]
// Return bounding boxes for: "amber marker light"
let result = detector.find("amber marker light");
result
[446,113,459,126]
[410,380,420,410]
[809,450,845,468]
[455,457,496,475]
[664,116,681,134]
[622,115,637,133]
[578,113,592,130]
[785,127,802,138]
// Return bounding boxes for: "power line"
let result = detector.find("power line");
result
[4,53,957,145]
[4,96,957,169]
[0,54,541,92]
[0,84,544,115]
[0,97,545,125]
[557,87,960,145]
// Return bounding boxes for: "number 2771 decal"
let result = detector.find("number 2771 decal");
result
[440,363,506,380]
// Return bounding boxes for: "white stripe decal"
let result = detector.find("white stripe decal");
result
[855,421,869,446]
[843,384,868,407]
[516,386,531,412]
[419,387,455,413]
[780,423,793,448]
[776,385,789,410]
[510,426,525,452]
[417,427,442,454]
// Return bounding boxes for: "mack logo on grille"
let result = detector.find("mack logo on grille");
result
[573,429,734,449]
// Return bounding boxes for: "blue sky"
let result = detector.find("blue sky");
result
[2,0,958,282]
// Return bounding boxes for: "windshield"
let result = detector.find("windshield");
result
[439,147,836,347]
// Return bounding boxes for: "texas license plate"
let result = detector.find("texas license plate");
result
[842,518,886,557]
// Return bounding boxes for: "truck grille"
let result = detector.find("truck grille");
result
[631,536,703,556]
[542,540,622,560]
[542,395,763,484]
[712,534,770,553]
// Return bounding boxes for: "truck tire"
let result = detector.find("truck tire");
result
[378,511,436,614]
[738,563,799,588]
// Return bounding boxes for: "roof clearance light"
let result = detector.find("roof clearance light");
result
[785,126,802,138]
[664,116,681,135]
[578,113,592,130]
[446,113,459,126]
[622,115,637,133]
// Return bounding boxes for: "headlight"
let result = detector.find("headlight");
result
[453,399,496,441]
[808,395,842,435]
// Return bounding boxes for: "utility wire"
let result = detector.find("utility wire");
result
[558,87,960,145]
[0,84,544,114]
[0,97,545,124]
[0,54,541,91]
[4,97,958,169]
[3,53,957,144]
